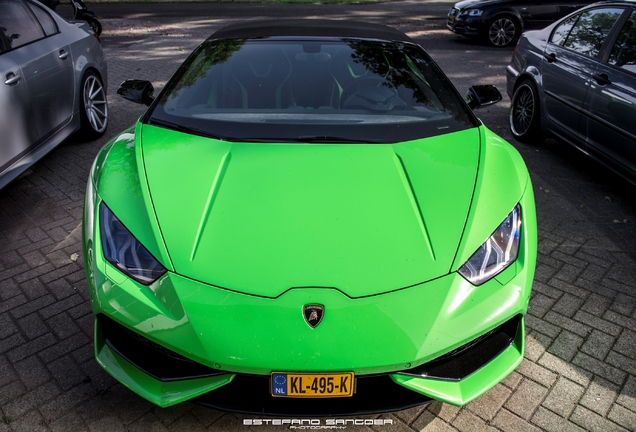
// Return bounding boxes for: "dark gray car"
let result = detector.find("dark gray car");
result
[507,1,636,183]
[0,0,108,190]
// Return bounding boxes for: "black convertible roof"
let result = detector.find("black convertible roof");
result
[209,19,415,43]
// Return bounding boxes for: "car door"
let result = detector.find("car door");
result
[1,0,74,143]
[583,8,636,176]
[541,6,625,146]
[520,0,583,30]
[0,48,38,176]
[0,0,44,176]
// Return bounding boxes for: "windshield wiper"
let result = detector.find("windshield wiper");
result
[144,123,382,144]
[295,135,381,144]
[243,136,382,144]
[147,119,229,141]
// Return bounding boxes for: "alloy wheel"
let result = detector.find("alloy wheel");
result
[83,74,108,134]
[488,18,517,47]
[509,81,542,143]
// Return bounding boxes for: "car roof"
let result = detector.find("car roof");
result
[209,19,415,44]
[589,0,636,6]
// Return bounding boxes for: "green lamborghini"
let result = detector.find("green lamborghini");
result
[83,19,537,415]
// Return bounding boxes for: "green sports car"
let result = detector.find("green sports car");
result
[83,19,537,415]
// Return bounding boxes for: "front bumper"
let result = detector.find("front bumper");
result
[95,312,524,414]
[85,210,533,412]
[506,64,521,100]
[447,12,485,37]
[96,314,434,414]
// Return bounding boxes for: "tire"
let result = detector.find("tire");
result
[509,80,542,143]
[487,16,519,47]
[79,71,108,140]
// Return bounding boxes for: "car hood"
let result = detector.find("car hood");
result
[140,125,480,298]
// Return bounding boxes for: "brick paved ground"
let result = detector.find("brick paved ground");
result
[0,2,635,431]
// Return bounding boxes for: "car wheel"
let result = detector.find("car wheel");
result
[510,80,542,143]
[79,71,108,140]
[487,16,518,47]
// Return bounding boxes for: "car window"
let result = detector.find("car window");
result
[0,0,45,50]
[148,38,477,143]
[608,9,636,74]
[27,0,58,36]
[550,15,578,46]
[559,8,625,58]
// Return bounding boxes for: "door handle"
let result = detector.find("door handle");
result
[59,50,69,60]
[544,52,557,63]
[4,72,21,85]
[592,73,611,85]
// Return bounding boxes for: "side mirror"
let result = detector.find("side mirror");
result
[117,80,155,106]
[465,84,502,110]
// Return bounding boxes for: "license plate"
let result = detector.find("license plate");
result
[448,16,455,24]
[271,372,354,398]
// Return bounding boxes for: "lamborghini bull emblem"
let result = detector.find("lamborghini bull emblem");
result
[303,304,324,328]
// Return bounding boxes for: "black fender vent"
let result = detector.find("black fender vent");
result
[98,314,223,382]
[399,314,521,381]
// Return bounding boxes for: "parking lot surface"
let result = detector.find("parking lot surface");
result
[0,1,635,431]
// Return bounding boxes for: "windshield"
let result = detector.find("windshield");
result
[146,37,477,143]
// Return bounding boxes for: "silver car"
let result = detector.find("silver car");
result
[507,1,636,183]
[0,0,108,189]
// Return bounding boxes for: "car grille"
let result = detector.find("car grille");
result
[448,7,459,16]
[194,374,433,416]
[398,314,521,381]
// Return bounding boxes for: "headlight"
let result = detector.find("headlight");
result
[458,205,521,286]
[100,202,167,285]
[462,9,483,16]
